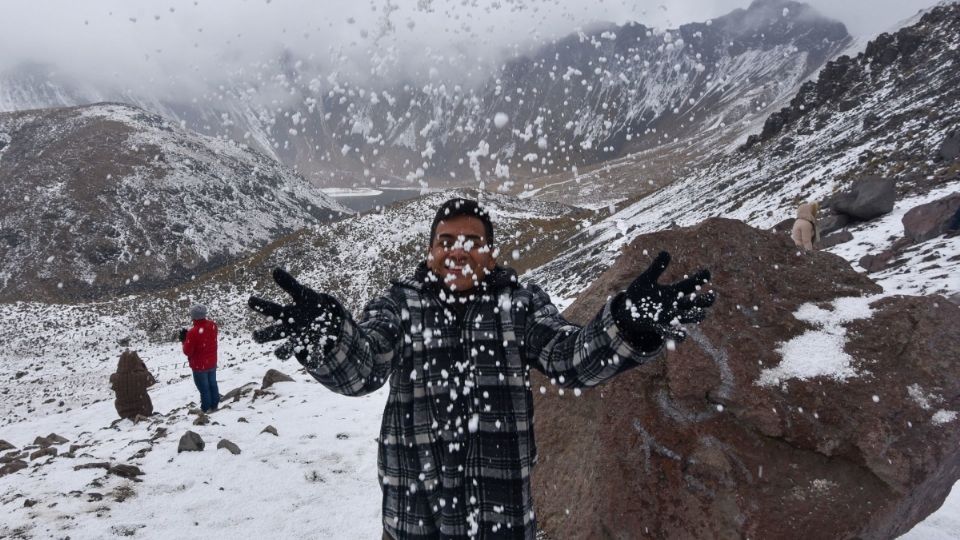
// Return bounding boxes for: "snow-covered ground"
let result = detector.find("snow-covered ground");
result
[0,334,388,540]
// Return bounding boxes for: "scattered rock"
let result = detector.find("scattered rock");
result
[251,389,273,402]
[336,433,349,440]
[0,440,15,452]
[858,237,912,273]
[859,250,897,272]
[193,413,210,426]
[88,492,104,502]
[902,193,960,243]
[217,439,241,455]
[177,431,205,453]
[817,212,851,236]
[237,417,249,423]
[532,218,960,540]
[262,369,295,390]
[33,433,68,448]
[831,177,897,221]
[0,460,28,476]
[23,499,36,508]
[74,462,111,471]
[261,425,279,437]
[151,427,168,442]
[222,383,256,402]
[109,464,144,479]
[29,447,57,461]
[0,452,26,464]
[819,229,854,249]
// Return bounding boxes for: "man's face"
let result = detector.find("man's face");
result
[427,215,496,292]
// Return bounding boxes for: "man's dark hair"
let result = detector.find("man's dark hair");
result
[429,198,495,246]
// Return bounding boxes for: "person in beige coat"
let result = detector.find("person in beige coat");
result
[791,201,820,250]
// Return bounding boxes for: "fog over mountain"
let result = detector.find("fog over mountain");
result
[0,0,941,100]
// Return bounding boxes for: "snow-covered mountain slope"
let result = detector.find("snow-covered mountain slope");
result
[0,1,849,191]
[0,189,584,426]
[524,2,960,304]
[0,103,349,304]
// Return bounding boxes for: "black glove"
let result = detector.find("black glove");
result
[612,251,716,352]
[247,268,344,362]
[178,328,188,343]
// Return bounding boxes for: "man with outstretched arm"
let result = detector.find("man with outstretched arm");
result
[248,198,715,540]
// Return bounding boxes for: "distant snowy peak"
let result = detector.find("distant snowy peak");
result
[0,102,349,303]
[0,2,850,189]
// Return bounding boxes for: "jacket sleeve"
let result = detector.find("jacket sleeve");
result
[182,329,194,357]
[523,283,662,388]
[299,292,403,397]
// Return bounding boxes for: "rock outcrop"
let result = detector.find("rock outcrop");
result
[532,218,960,539]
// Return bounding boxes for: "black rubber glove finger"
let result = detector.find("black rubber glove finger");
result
[692,291,717,308]
[662,325,688,344]
[677,307,708,324]
[248,296,284,319]
[274,340,296,360]
[253,323,289,344]
[671,269,712,296]
[272,267,309,303]
[676,290,716,312]
[628,251,670,293]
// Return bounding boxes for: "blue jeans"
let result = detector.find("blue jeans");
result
[192,368,220,412]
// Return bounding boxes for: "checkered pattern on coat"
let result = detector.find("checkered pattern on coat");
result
[299,266,661,539]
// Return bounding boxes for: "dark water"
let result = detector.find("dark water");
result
[333,188,424,213]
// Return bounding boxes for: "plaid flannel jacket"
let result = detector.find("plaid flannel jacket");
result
[299,264,661,539]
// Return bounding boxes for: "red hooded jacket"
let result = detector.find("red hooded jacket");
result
[182,319,218,371]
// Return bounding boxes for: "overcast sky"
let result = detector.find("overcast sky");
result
[0,0,944,97]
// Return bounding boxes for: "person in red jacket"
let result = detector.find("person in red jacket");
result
[180,304,220,412]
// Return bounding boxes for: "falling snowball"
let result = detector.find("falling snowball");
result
[493,112,509,129]
[872,395,880,403]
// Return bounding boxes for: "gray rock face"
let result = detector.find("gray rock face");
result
[261,369,295,390]
[832,177,897,221]
[0,440,15,452]
[902,193,960,242]
[938,130,959,161]
[177,431,205,453]
[217,439,241,455]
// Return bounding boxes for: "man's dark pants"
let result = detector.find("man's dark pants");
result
[192,368,220,412]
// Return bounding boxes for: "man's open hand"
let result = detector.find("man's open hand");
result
[247,268,343,361]
[613,251,715,352]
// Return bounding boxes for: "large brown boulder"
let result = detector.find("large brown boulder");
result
[532,218,960,540]
[902,193,960,242]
